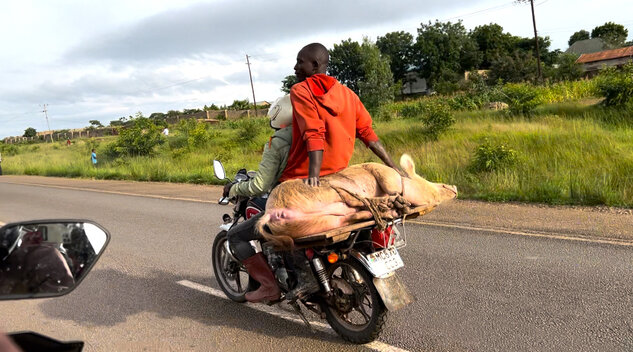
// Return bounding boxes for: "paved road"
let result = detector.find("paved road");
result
[1,178,632,351]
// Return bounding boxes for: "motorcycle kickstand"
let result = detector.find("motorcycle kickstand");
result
[290,301,314,333]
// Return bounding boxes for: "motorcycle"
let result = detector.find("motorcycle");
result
[0,219,110,352]
[211,160,415,344]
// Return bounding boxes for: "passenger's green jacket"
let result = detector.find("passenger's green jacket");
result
[228,126,292,198]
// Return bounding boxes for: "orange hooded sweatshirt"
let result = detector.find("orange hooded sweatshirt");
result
[279,74,379,182]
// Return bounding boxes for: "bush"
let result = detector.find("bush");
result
[232,118,267,143]
[500,83,541,115]
[0,144,19,156]
[400,102,426,118]
[423,101,454,140]
[187,122,210,148]
[595,63,633,107]
[114,117,162,156]
[470,139,518,172]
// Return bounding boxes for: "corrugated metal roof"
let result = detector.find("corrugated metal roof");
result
[566,38,605,55]
[576,46,633,64]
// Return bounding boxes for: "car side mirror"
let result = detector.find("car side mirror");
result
[0,220,110,301]
[213,160,226,180]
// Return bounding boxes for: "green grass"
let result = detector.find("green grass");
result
[2,101,633,207]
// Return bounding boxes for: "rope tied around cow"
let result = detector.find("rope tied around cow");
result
[331,186,412,231]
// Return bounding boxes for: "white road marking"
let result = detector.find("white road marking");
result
[5,180,631,247]
[410,220,633,247]
[0,181,216,204]
[177,279,409,352]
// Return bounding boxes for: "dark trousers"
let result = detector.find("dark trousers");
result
[227,212,264,261]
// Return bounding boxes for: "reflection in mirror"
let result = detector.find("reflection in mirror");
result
[0,221,108,300]
[213,160,226,180]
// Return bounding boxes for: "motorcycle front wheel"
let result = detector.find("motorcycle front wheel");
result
[212,231,252,302]
[323,259,387,344]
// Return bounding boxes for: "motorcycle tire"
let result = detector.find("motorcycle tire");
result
[323,258,387,344]
[212,231,253,302]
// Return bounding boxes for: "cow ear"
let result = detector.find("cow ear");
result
[400,154,415,176]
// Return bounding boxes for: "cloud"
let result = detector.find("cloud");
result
[65,0,464,62]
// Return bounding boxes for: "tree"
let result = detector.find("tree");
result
[328,39,364,93]
[89,120,103,128]
[488,51,538,83]
[376,31,415,83]
[550,53,584,82]
[591,22,629,48]
[23,127,37,138]
[280,75,298,94]
[149,112,166,121]
[516,35,551,64]
[358,38,396,109]
[228,99,251,110]
[413,20,481,89]
[471,23,517,69]
[568,30,590,46]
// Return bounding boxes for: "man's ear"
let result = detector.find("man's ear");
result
[312,60,320,73]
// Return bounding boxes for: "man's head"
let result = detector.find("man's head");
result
[294,43,329,82]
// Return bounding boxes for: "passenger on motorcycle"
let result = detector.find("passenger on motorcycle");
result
[223,96,293,303]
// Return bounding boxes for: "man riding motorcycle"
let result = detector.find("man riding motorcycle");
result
[223,96,319,303]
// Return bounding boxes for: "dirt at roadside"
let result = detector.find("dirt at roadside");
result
[1,175,632,242]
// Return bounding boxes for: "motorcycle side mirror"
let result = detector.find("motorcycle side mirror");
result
[218,197,230,205]
[0,220,110,301]
[213,160,226,180]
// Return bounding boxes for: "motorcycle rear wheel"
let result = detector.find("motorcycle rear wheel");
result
[212,231,252,302]
[323,259,387,344]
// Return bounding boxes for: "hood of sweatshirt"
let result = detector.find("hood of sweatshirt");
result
[305,74,343,116]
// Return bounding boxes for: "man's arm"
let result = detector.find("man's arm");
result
[228,139,283,197]
[367,141,406,177]
[354,95,406,177]
[291,84,325,187]
[306,150,323,187]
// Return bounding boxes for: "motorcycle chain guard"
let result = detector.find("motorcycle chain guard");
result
[372,272,415,311]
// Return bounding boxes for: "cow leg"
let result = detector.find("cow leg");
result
[362,164,403,196]
[334,187,367,208]
[342,210,373,224]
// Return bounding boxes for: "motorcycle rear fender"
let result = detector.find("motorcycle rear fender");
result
[372,272,415,311]
[348,253,415,311]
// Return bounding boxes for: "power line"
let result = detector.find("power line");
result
[443,1,517,21]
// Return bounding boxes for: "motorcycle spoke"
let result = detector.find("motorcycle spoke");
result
[235,271,242,292]
[356,304,371,323]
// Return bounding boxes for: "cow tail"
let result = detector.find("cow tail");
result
[256,213,295,251]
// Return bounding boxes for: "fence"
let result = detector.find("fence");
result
[2,108,269,144]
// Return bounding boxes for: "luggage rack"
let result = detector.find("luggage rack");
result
[293,205,437,247]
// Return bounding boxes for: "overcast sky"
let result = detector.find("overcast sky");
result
[1,0,631,138]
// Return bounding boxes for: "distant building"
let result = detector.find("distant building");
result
[464,70,490,81]
[401,71,429,95]
[255,101,271,107]
[576,45,633,75]
[566,38,606,56]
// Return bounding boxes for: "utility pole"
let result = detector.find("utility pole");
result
[515,0,543,83]
[529,0,542,84]
[245,54,258,116]
[41,104,53,142]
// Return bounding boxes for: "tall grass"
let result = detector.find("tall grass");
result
[3,103,633,207]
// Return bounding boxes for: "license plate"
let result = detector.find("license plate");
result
[365,247,404,278]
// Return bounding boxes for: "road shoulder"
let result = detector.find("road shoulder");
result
[2,175,631,242]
